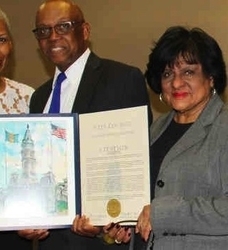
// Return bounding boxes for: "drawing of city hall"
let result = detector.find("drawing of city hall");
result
[0,124,68,217]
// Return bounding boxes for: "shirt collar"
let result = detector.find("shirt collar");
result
[53,48,91,84]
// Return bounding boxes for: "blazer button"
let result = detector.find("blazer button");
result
[157,179,164,188]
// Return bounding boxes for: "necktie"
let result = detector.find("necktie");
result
[48,72,66,113]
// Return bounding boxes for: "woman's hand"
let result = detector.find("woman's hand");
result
[71,215,131,244]
[17,229,49,240]
[135,204,152,241]
[103,222,131,244]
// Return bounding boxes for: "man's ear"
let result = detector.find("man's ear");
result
[82,22,91,41]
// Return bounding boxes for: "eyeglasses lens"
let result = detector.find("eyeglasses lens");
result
[33,21,77,39]
[36,27,51,39]
[55,23,72,34]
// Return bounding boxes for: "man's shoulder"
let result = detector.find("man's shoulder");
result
[34,78,52,93]
[30,79,52,104]
[89,52,142,73]
[29,78,52,112]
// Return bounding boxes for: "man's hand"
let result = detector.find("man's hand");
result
[17,229,49,240]
[71,215,101,237]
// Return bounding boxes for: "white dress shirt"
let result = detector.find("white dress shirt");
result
[43,48,91,113]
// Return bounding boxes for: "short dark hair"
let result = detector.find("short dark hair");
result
[145,26,227,94]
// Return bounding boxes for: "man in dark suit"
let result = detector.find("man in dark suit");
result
[19,0,152,249]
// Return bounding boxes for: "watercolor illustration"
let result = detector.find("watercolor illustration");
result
[0,115,76,229]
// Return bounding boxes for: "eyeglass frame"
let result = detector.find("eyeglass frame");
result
[32,20,84,40]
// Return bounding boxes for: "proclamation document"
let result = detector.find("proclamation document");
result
[79,105,150,225]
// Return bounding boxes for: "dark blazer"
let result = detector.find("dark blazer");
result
[0,231,32,250]
[29,52,152,250]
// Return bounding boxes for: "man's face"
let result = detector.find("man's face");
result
[34,1,90,71]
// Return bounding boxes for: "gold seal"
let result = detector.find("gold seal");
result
[106,198,121,218]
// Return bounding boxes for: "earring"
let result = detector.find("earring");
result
[212,88,216,96]
[159,93,164,102]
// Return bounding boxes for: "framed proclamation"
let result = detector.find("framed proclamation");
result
[0,106,150,230]
[0,114,78,230]
[79,105,151,226]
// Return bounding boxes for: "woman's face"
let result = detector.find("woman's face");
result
[161,58,213,122]
[0,19,12,73]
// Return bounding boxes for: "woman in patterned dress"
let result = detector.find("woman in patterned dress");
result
[0,7,34,114]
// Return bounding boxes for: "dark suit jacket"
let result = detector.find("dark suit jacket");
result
[30,52,152,250]
[0,231,32,250]
[30,52,152,118]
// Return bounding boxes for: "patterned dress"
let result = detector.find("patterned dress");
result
[0,77,34,114]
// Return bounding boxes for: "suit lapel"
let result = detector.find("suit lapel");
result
[160,121,206,173]
[71,52,102,113]
[152,94,224,174]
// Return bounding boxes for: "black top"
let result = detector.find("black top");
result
[150,119,193,199]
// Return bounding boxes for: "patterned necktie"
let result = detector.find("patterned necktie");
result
[48,72,66,113]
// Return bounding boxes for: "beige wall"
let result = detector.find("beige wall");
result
[1,0,228,119]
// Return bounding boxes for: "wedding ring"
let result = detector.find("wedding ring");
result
[115,239,122,244]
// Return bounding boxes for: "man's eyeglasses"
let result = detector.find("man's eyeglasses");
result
[32,21,84,40]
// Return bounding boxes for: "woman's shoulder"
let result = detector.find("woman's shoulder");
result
[5,78,35,96]
[215,103,228,123]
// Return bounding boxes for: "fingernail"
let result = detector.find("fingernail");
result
[107,222,115,231]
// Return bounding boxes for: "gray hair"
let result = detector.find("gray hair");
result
[0,8,11,32]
